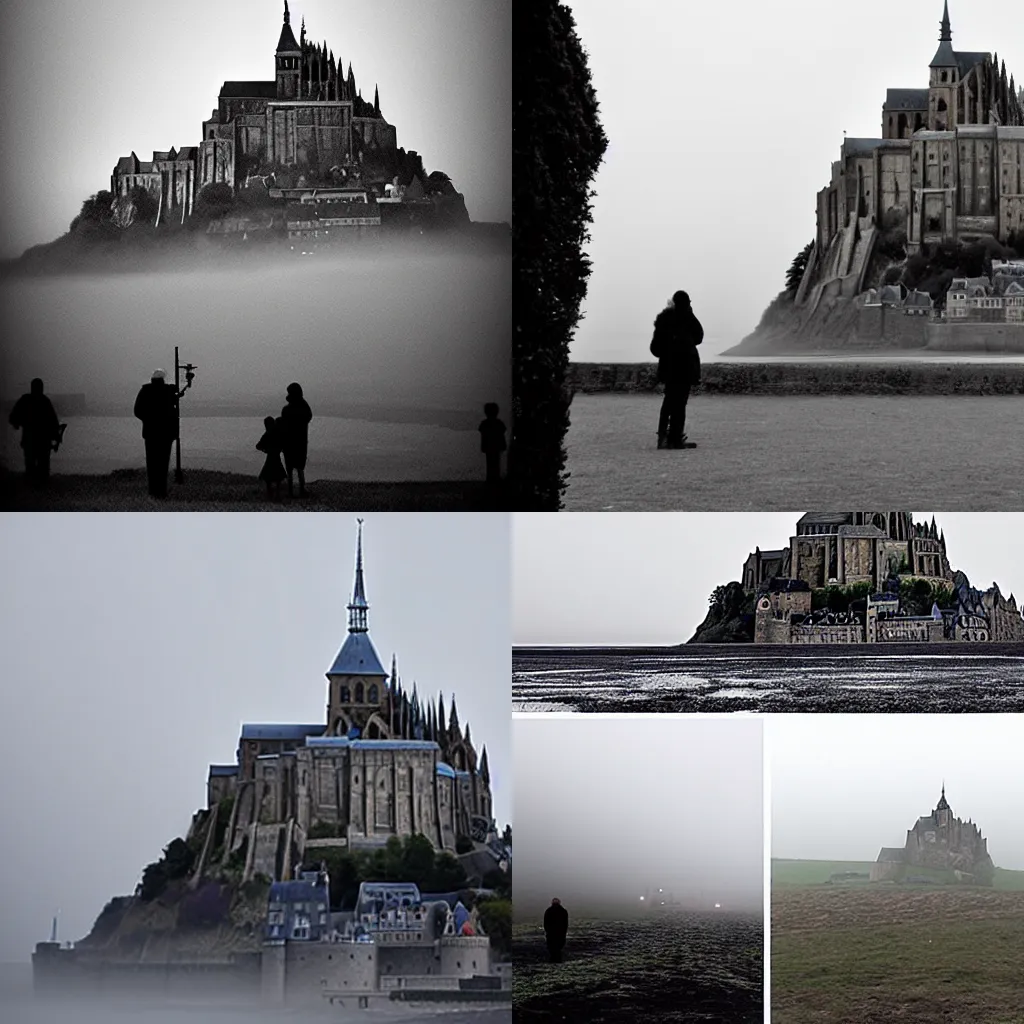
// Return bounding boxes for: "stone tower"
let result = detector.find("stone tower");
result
[275,0,303,100]
[928,1,958,130]
[325,519,390,738]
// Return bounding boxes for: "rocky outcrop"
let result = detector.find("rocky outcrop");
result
[687,582,754,644]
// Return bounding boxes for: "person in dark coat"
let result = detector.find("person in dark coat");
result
[478,402,507,487]
[133,369,178,497]
[8,378,62,484]
[256,416,288,500]
[650,290,704,449]
[279,382,313,498]
[543,898,569,963]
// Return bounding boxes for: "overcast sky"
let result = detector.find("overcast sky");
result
[563,0,1024,360]
[0,513,509,963]
[771,715,1024,870]
[0,0,510,258]
[514,715,763,918]
[513,513,1024,645]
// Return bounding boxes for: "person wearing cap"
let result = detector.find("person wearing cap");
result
[8,378,61,485]
[279,382,313,498]
[133,369,178,498]
[649,290,704,449]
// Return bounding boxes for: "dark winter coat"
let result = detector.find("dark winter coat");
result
[479,417,507,454]
[133,381,178,443]
[650,305,704,386]
[279,396,313,460]
[543,903,569,948]
[9,392,60,450]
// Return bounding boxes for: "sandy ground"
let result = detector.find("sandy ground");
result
[0,467,501,511]
[564,393,1024,510]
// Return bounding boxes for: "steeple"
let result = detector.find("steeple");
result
[374,84,380,117]
[348,519,369,633]
[277,0,301,53]
[937,781,949,811]
[480,745,490,783]
[930,1,956,68]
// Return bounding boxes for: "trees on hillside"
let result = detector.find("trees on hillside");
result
[785,241,814,294]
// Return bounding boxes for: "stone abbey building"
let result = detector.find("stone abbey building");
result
[796,3,1024,315]
[743,512,1024,644]
[871,786,993,883]
[200,521,497,884]
[111,2,414,220]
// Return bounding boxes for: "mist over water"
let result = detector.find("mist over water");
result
[0,248,510,419]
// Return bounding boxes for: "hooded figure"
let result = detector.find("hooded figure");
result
[543,898,569,963]
[8,378,61,484]
[650,290,703,449]
[133,369,177,498]
[280,382,313,498]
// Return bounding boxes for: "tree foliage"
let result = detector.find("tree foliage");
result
[511,1,609,509]
[130,185,159,223]
[476,898,511,957]
[785,240,814,293]
[194,182,235,220]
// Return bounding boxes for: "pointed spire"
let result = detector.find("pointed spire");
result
[284,0,291,25]
[939,0,951,41]
[374,84,380,117]
[300,16,306,47]
[480,745,490,783]
[347,519,369,633]
[390,653,397,692]
[449,696,459,735]
[437,692,446,741]
[464,721,471,746]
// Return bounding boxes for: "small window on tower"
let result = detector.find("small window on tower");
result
[356,682,365,702]
[368,684,379,703]
[941,72,948,82]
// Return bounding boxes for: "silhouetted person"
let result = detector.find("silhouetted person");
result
[256,416,287,501]
[650,290,703,449]
[9,378,62,485]
[133,369,177,498]
[478,402,507,487]
[543,898,569,963]
[280,382,313,498]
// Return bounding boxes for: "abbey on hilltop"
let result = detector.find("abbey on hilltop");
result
[871,785,993,884]
[109,2,456,227]
[732,512,1024,645]
[199,521,500,885]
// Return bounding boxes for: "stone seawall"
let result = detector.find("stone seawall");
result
[927,323,1024,353]
[567,362,1024,395]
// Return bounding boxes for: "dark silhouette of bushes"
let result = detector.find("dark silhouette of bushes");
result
[511,0,608,509]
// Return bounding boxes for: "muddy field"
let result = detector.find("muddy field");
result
[773,886,1024,1024]
[514,915,762,1023]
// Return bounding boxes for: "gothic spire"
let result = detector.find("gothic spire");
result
[939,0,951,42]
[284,0,291,25]
[480,745,490,783]
[347,519,370,632]
[437,692,446,741]
[930,1,956,68]
[449,697,460,736]
[374,84,380,117]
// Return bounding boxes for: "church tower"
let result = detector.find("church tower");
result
[276,1,303,99]
[325,520,390,738]
[928,1,958,130]
[935,782,951,827]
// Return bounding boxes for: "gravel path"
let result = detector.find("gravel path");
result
[564,393,1024,510]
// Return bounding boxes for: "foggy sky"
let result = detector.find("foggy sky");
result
[514,715,763,919]
[563,0,1024,360]
[0,0,511,258]
[513,513,1024,645]
[0,513,510,963]
[771,715,1024,870]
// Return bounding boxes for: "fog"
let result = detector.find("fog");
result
[514,716,763,919]
[0,0,511,258]
[0,513,511,964]
[563,0,1024,360]
[0,248,510,416]
[513,513,1024,646]
[771,715,1024,870]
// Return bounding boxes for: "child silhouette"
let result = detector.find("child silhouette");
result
[256,415,287,500]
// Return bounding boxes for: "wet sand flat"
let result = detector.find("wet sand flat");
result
[563,394,1024,510]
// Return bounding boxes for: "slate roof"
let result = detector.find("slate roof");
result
[798,513,852,526]
[884,88,929,111]
[277,19,301,53]
[955,51,989,78]
[326,631,387,677]
[240,723,324,741]
[436,762,456,777]
[269,880,327,904]
[208,764,238,777]
[220,81,277,99]
[843,138,883,158]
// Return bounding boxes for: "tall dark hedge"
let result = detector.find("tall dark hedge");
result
[511,1,607,509]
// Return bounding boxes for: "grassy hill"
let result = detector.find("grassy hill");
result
[772,858,1024,890]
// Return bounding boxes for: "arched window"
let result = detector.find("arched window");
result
[355,682,365,702]
[937,98,948,112]
[368,684,379,703]
[897,113,908,138]
[340,685,350,703]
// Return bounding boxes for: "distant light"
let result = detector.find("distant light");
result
[658,889,663,893]
[661,902,665,906]
[715,903,721,909]
[639,896,644,901]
